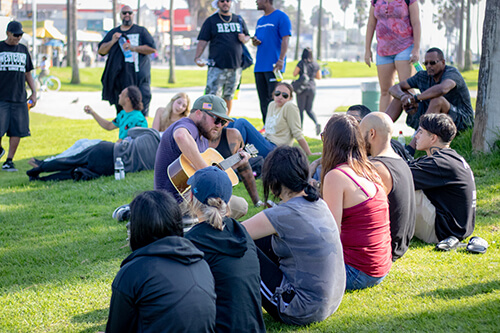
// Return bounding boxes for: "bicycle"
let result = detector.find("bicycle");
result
[321,62,332,78]
[31,72,61,93]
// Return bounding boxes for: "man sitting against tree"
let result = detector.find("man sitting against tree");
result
[408,113,476,245]
[386,47,474,155]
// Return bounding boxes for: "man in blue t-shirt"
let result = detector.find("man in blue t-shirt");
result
[386,47,474,155]
[194,0,250,115]
[252,0,292,124]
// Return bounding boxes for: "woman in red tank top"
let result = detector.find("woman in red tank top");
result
[320,114,392,290]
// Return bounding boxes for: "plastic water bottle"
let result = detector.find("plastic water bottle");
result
[273,66,283,82]
[196,58,215,66]
[413,62,424,72]
[115,157,125,180]
[118,36,133,62]
[398,131,406,145]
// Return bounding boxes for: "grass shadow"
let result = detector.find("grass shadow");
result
[418,280,500,300]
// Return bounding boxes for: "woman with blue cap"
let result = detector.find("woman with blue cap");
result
[185,166,265,333]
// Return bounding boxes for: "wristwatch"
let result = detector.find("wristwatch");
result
[413,94,421,103]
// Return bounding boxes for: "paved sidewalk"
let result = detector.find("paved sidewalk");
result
[31,77,419,139]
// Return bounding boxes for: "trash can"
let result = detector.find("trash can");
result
[361,81,380,112]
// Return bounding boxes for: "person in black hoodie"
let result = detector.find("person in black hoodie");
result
[105,190,216,333]
[185,166,265,333]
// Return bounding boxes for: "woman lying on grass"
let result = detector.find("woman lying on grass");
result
[242,146,345,326]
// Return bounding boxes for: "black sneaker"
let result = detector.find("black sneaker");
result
[0,146,5,159]
[2,160,18,172]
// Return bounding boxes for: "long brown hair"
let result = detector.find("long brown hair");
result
[320,114,381,193]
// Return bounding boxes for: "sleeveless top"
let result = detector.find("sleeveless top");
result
[336,167,392,277]
[215,128,232,158]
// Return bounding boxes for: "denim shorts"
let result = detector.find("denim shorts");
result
[345,264,387,291]
[376,44,414,66]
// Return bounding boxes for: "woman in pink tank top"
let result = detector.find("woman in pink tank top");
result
[364,0,421,113]
[321,114,392,290]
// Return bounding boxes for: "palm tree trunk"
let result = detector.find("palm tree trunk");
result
[168,0,176,84]
[70,0,80,84]
[294,0,301,60]
[316,0,323,60]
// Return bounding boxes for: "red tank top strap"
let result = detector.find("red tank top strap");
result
[334,167,370,197]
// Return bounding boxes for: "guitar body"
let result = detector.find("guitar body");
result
[168,148,239,197]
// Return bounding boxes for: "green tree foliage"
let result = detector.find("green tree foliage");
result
[339,0,353,29]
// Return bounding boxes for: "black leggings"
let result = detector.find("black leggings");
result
[255,236,295,322]
[296,89,318,125]
[27,141,114,180]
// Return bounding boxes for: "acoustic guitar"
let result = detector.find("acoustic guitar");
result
[168,145,258,198]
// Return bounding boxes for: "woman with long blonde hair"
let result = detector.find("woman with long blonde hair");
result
[321,114,392,291]
[152,92,190,132]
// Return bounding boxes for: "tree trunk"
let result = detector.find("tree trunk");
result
[112,0,117,27]
[66,0,72,67]
[471,0,500,153]
[456,0,465,68]
[168,0,176,84]
[316,0,323,60]
[70,0,80,84]
[294,0,301,60]
[137,0,141,25]
[463,0,473,71]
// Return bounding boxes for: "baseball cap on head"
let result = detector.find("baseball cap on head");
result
[193,95,233,122]
[7,21,24,34]
[187,166,233,205]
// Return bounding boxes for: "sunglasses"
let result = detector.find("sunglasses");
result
[274,90,289,99]
[13,33,23,38]
[219,0,231,2]
[424,60,439,66]
[203,110,228,126]
[121,11,133,15]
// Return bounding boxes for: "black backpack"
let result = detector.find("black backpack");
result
[373,0,410,6]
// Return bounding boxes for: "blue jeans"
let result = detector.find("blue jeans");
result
[230,118,276,158]
[345,264,387,291]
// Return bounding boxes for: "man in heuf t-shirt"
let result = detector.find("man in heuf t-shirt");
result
[409,113,476,243]
[386,47,474,155]
[0,21,37,172]
[194,0,250,115]
[252,0,292,124]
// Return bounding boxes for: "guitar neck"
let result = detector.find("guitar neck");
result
[218,153,242,171]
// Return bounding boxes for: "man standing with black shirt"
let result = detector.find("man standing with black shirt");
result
[98,5,156,117]
[409,113,476,243]
[0,21,37,171]
[195,0,250,115]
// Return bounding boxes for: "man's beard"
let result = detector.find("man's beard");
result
[197,116,220,141]
[122,18,132,26]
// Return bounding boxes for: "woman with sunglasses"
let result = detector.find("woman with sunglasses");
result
[232,82,316,158]
[321,114,392,291]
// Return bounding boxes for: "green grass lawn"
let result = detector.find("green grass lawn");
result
[49,62,478,92]
[0,114,498,332]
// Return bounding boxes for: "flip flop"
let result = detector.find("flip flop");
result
[466,236,488,254]
[435,236,460,251]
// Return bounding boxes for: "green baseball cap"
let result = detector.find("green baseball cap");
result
[192,95,233,122]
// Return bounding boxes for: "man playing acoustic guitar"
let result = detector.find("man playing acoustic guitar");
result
[154,94,250,218]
